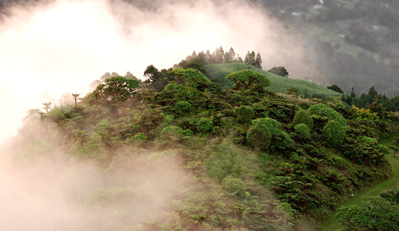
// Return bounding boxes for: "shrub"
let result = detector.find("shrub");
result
[323,120,345,147]
[273,131,293,150]
[174,101,192,115]
[292,110,314,129]
[235,105,255,124]
[160,126,185,142]
[222,177,245,195]
[133,132,147,144]
[308,104,346,126]
[196,118,214,133]
[247,120,273,151]
[294,124,311,139]
[247,117,281,150]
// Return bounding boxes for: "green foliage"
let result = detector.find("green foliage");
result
[205,63,341,100]
[327,84,344,94]
[174,101,192,115]
[323,120,345,147]
[294,124,311,139]
[268,66,289,77]
[133,132,147,144]
[170,68,212,90]
[234,105,255,124]
[97,76,139,101]
[292,110,314,129]
[196,118,214,133]
[246,118,282,151]
[287,87,299,96]
[222,177,245,195]
[308,103,346,126]
[336,197,399,231]
[274,132,293,150]
[246,120,272,151]
[225,70,271,92]
[160,125,186,142]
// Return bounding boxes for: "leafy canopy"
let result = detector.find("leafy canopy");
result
[226,70,271,92]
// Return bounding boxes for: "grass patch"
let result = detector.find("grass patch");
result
[206,62,341,100]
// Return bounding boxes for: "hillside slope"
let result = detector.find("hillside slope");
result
[7,67,399,230]
[206,62,342,100]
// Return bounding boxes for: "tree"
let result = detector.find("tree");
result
[143,65,172,92]
[244,51,251,65]
[327,84,344,94]
[225,70,271,92]
[268,66,289,77]
[224,47,236,63]
[72,93,80,108]
[255,53,262,69]
[42,102,52,113]
[249,51,256,66]
[170,68,212,91]
[97,76,139,101]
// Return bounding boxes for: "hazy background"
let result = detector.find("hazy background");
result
[0,0,313,145]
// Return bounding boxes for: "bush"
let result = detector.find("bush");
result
[247,118,281,150]
[174,101,192,115]
[133,132,147,144]
[273,131,293,150]
[294,124,311,139]
[292,110,313,129]
[323,120,345,147]
[160,126,185,142]
[247,120,273,151]
[196,118,214,133]
[235,105,255,124]
[222,177,245,195]
[308,104,346,126]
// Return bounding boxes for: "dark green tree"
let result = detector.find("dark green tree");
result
[327,84,344,94]
[255,53,262,69]
[97,76,139,101]
[226,70,271,92]
[268,66,289,77]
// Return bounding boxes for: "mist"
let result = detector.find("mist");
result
[0,0,313,144]
[0,0,304,229]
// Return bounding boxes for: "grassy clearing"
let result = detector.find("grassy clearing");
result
[320,152,399,231]
[206,63,341,100]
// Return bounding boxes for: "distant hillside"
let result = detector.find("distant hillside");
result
[253,0,399,96]
[206,62,342,100]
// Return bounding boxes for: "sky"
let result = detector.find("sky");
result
[0,0,311,145]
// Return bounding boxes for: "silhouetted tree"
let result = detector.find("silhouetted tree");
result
[42,102,52,113]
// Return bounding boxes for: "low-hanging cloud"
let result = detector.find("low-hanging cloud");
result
[0,0,312,142]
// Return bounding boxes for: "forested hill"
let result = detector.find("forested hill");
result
[11,56,399,230]
[253,0,399,97]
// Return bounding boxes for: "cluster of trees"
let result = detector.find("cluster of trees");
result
[342,86,399,112]
[176,46,263,69]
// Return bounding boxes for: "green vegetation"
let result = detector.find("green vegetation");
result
[205,62,342,100]
[16,50,399,231]
[294,124,311,140]
[323,120,345,147]
[292,109,314,129]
